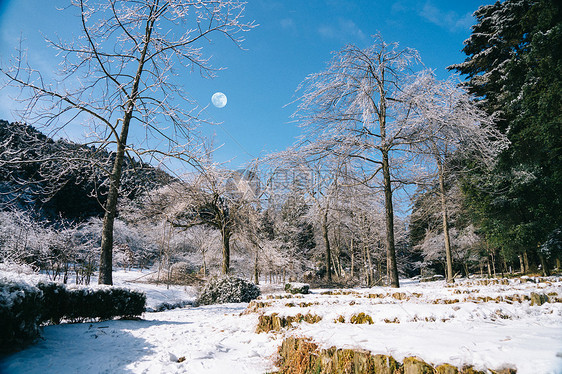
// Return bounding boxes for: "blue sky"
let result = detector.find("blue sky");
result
[0,0,491,170]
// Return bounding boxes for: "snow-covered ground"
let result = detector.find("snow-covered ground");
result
[263,278,562,373]
[1,271,561,373]
[0,270,283,373]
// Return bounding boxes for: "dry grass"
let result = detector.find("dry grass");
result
[256,313,322,333]
[273,337,514,373]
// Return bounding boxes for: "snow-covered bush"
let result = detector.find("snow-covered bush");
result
[62,287,146,322]
[36,282,68,324]
[0,279,43,353]
[0,276,146,353]
[0,261,36,275]
[196,276,260,305]
[285,282,310,294]
[0,210,48,266]
[36,282,146,323]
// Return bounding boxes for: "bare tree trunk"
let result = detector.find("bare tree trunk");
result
[98,156,123,285]
[350,238,355,278]
[98,16,154,285]
[366,245,374,287]
[523,251,530,273]
[166,225,173,290]
[333,230,343,277]
[490,249,496,278]
[254,248,259,284]
[331,255,339,278]
[322,209,332,282]
[382,149,399,288]
[157,225,164,285]
[519,255,525,274]
[539,255,550,276]
[437,160,454,284]
[479,261,483,277]
[362,242,370,286]
[221,228,231,275]
[200,242,208,276]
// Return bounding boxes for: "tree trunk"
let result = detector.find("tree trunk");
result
[221,228,231,275]
[382,149,399,288]
[366,245,374,287]
[519,255,525,274]
[164,224,172,290]
[98,154,124,285]
[254,248,259,284]
[99,123,132,285]
[479,261,483,277]
[437,159,454,284]
[539,254,550,276]
[332,255,340,278]
[98,17,154,285]
[523,251,530,273]
[333,230,343,277]
[202,252,207,276]
[350,238,355,278]
[322,209,332,282]
[362,242,369,286]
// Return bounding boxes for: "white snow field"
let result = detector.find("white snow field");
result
[1,271,561,374]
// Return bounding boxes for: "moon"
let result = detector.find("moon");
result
[211,92,227,108]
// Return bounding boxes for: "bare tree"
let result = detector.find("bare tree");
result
[266,150,344,283]
[290,36,421,288]
[1,1,254,284]
[145,165,259,275]
[402,72,509,282]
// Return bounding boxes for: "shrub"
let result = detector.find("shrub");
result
[196,276,260,305]
[0,279,43,353]
[36,282,68,324]
[0,278,146,353]
[284,282,310,295]
[62,286,146,322]
[149,300,192,312]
